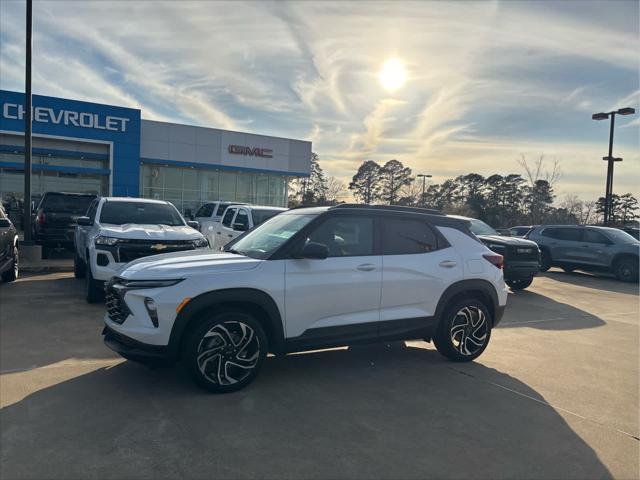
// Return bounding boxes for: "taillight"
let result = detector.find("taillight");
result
[37,210,46,225]
[483,253,504,269]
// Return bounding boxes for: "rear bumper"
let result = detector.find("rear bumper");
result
[504,261,539,280]
[102,325,173,364]
[35,228,75,246]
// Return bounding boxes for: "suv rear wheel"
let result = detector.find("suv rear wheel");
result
[613,256,639,283]
[506,277,533,290]
[185,309,268,393]
[434,299,492,362]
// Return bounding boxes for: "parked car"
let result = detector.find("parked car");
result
[102,204,508,393]
[194,201,248,234]
[451,216,540,290]
[207,205,288,250]
[0,205,18,282]
[509,225,536,238]
[526,225,639,282]
[33,192,97,258]
[74,197,210,303]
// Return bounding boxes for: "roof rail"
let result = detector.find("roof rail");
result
[330,203,443,215]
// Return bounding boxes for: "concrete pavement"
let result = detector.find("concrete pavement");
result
[0,270,638,479]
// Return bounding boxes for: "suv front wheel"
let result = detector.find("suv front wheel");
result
[434,299,492,362]
[185,309,268,393]
[613,256,639,283]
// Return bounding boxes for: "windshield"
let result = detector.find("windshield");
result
[227,213,315,259]
[40,194,95,214]
[604,228,640,244]
[468,218,499,236]
[251,209,284,226]
[99,202,185,226]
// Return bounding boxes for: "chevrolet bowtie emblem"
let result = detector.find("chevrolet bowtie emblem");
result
[150,244,167,251]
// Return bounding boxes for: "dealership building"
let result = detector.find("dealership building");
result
[0,90,311,214]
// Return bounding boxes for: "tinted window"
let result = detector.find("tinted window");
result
[467,218,498,236]
[381,218,438,255]
[216,202,233,217]
[99,202,184,226]
[222,208,236,227]
[195,203,215,217]
[544,227,581,241]
[40,194,95,214]
[606,228,640,244]
[306,216,374,257]
[235,209,249,229]
[510,227,531,236]
[251,209,282,226]
[583,230,610,244]
[86,199,99,222]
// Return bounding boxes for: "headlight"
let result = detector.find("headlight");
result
[119,279,184,289]
[96,235,121,246]
[192,237,209,248]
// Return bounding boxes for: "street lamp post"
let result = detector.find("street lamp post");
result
[416,174,432,208]
[22,0,33,243]
[592,107,636,225]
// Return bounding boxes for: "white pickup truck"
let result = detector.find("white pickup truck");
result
[193,201,247,235]
[206,205,287,250]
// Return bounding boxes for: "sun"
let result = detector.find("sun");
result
[378,58,407,92]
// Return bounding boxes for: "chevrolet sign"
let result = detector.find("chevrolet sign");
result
[228,145,273,158]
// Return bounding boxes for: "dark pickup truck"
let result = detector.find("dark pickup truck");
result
[452,215,541,290]
[34,192,96,258]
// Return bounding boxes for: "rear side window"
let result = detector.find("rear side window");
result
[196,203,215,217]
[222,207,236,227]
[543,227,581,241]
[381,218,438,255]
[40,194,95,214]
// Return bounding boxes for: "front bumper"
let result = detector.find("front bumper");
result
[103,325,172,364]
[504,261,539,281]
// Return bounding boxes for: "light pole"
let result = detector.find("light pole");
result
[22,0,33,243]
[592,107,636,225]
[417,174,432,208]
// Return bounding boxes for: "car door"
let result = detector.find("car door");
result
[552,227,584,263]
[213,207,237,250]
[578,229,614,267]
[378,216,463,333]
[284,214,382,339]
[227,208,250,245]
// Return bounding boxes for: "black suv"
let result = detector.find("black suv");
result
[452,216,540,290]
[33,192,96,258]
[0,205,19,282]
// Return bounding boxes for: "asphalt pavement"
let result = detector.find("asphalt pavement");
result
[0,270,638,479]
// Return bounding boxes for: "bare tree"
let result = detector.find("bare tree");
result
[518,153,561,188]
[322,176,348,205]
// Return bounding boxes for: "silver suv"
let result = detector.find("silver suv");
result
[526,225,639,282]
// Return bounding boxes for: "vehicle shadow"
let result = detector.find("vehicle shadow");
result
[541,270,639,296]
[499,289,606,331]
[0,343,619,479]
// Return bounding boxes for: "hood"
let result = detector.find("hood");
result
[477,235,539,248]
[117,249,261,280]
[100,223,204,241]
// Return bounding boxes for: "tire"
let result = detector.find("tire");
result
[539,250,551,272]
[613,256,639,283]
[74,251,86,279]
[434,298,492,362]
[506,277,533,290]
[1,245,18,283]
[85,265,103,303]
[184,309,268,393]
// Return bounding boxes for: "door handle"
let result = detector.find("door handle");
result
[356,263,376,272]
[439,260,457,268]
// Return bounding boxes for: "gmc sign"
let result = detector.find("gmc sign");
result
[228,145,273,158]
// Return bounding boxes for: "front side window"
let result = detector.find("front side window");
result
[86,199,99,222]
[222,207,237,227]
[234,209,249,229]
[583,230,610,244]
[381,218,438,255]
[305,216,374,257]
[229,213,316,259]
[216,202,233,218]
[99,202,185,226]
[554,228,582,242]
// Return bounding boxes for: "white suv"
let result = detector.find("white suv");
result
[102,205,508,393]
[74,197,209,303]
[207,205,287,250]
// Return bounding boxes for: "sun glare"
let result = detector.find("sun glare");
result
[378,58,407,92]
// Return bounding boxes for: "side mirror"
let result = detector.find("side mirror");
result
[0,218,10,228]
[187,220,199,230]
[299,242,329,260]
[77,216,93,226]
[232,222,248,232]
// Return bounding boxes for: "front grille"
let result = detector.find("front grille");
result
[116,240,195,263]
[105,280,130,324]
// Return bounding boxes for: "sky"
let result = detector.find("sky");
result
[1,0,639,201]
